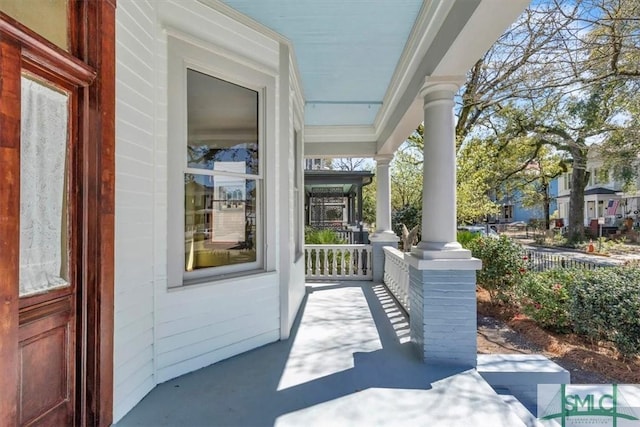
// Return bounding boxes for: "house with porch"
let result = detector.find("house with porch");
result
[0,1,573,426]
[556,147,640,233]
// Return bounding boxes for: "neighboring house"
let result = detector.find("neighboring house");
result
[304,169,374,243]
[495,179,558,225]
[555,148,640,230]
[492,162,559,225]
[0,1,531,426]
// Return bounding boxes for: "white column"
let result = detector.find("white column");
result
[412,77,470,260]
[370,154,398,283]
[372,154,395,237]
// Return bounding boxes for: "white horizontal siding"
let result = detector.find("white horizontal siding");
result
[155,273,280,382]
[114,0,156,422]
[114,0,295,422]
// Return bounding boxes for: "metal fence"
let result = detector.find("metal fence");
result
[524,250,604,272]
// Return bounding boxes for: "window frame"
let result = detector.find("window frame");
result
[167,34,277,288]
[293,129,303,259]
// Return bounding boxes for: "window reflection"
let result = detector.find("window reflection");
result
[186,69,258,175]
[184,174,257,271]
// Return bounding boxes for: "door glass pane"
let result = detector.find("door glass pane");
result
[0,0,69,51]
[186,69,259,175]
[19,76,69,297]
[185,174,257,271]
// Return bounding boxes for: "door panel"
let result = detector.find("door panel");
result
[19,296,74,426]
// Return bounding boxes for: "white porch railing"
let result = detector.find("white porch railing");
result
[305,244,372,280]
[383,246,409,312]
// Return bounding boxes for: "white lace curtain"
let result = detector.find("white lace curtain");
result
[19,77,69,296]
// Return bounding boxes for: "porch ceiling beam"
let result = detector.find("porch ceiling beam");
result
[304,140,377,158]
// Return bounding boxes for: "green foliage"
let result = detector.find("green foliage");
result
[304,227,346,244]
[457,230,481,249]
[361,174,376,226]
[392,205,420,239]
[304,227,351,275]
[508,267,640,356]
[390,144,423,212]
[569,267,640,357]
[468,235,526,302]
[515,269,576,332]
[456,139,500,223]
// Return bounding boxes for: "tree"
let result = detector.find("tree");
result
[331,158,373,171]
[453,0,640,241]
[516,149,567,230]
[361,174,376,226]
[389,142,423,233]
[390,147,423,211]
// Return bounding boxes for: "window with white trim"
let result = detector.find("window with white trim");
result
[293,130,302,258]
[167,35,275,287]
[184,70,260,275]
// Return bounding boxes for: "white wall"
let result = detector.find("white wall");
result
[114,0,306,422]
[114,0,156,421]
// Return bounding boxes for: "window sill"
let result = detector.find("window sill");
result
[168,269,276,291]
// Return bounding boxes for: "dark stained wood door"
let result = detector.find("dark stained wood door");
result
[0,2,116,426]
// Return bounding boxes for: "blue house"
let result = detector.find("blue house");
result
[495,179,558,225]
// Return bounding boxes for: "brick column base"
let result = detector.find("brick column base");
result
[408,258,481,368]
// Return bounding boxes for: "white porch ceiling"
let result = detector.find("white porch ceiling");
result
[221,0,423,127]
[220,0,530,157]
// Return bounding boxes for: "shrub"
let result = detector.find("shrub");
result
[305,227,346,244]
[457,230,480,249]
[304,228,350,275]
[515,269,578,332]
[468,235,526,303]
[569,267,640,357]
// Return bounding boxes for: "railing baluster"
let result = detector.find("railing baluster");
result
[303,244,373,281]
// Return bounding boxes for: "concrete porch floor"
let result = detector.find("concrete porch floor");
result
[115,282,528,427]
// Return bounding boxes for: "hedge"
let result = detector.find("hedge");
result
[569,267,640,357]
[513,267,640,357]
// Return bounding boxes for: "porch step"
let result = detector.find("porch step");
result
[478,354,570,410]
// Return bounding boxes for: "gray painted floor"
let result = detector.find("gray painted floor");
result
[115,282,525,427]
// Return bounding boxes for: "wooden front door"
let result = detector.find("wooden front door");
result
[0,2,115,426]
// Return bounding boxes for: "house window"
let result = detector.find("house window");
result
[183,69,260,276]
[563,173,572,190]
[503,205,513,221]
[167,35,276,287]
[293,130,302,258]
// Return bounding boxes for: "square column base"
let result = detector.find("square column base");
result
[369,232,399,283]
[408,256,480,368]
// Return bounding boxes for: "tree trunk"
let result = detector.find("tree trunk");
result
[567,149,589,242]
[542,181,551,230]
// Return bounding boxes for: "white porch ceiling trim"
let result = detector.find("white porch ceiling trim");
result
[375,0,530,157]
[308,0,530,158]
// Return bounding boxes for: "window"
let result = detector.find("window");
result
[167,36,276,287]
[183,70,259,276]
[293,130,302,258]
[503,205,513,221]
[563,173,572,190]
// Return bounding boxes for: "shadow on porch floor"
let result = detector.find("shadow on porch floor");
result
[115,282,525,427]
